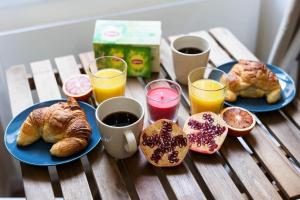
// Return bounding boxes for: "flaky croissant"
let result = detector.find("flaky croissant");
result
[221,60,281,104]
[17,97,91,157]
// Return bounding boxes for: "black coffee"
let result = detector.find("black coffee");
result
[178,47,203,54]
[103,112,138,127]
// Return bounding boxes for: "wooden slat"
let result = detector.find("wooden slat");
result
[161,164,207,200]
[122,148,169,200]
[221,137,282,200]
[258,112,300,164]
[59,54,130,200]
[160,39,177,80]
[88,146,130,200]
[209,27,257,61]
[30,60,93,200]
[245,126,300,198]
[30,60,61,101]
[79,52,97,72]
[126,78,207,200]
[209,27,300,197]
[6,65,55,200]
[20,166,55,200]
[284,99,300,127]
[6,65,34,116]
[191,152,245,200]
[54,55,81,82]
[56,163,92,200]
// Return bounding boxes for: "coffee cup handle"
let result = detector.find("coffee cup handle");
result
[124,130,137,153]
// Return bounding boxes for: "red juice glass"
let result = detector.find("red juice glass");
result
[145,79,181,123]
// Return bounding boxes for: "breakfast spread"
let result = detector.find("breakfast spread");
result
[221,60,281,104]
[183,112,228,154]
[62,74,92,101]
[220,107,256,137]
[140,119,189,167]
[13,58,285,165]
[7,20,295,169]
[17,98,91,157]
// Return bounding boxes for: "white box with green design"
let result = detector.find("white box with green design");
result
[93,20,161,78]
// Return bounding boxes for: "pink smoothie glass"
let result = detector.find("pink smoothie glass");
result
[145,79,181,123]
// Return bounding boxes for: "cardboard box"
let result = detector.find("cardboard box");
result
[93,20,161,78]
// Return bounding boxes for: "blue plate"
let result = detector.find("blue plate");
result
[218,61,296,112]
[5,99,101,166]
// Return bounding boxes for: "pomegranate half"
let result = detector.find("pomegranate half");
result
[183,112,228,154]
[140,119,190,167]
[220,107,256,137]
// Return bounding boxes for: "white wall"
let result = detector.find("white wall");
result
[0,0,178,33]
[0,0,291,63]
[256,0,291,61]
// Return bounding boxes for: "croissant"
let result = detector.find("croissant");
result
[17,97,91,157]
[221,60,281,104]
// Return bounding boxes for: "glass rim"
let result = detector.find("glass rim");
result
[145,79,182,103]
[88,56,127,79]
[188,67,227,91]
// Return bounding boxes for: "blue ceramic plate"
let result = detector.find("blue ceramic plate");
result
[218,61,296,112]
[5,99,101,166]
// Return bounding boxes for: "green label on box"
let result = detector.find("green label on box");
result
[127,46,151,77]
[94,44,151,77]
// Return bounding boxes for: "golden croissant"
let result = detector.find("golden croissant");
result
[221,60,281,104]
[17,97,92,157]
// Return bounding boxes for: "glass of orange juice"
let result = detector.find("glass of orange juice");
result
[188,67,228,114]
[88,56,127,104]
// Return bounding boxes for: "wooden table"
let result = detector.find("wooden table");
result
[5,28,300,200]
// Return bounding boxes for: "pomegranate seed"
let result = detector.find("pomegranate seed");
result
[187,116,226,151]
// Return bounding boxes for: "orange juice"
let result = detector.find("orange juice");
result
[189,79,225,114]
[91,68,126,104]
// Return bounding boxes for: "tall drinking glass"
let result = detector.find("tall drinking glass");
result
[87,56,127,104]
[188,67,227,114]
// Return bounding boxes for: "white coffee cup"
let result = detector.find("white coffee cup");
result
[171,35,210,85]
[95,97,144,159]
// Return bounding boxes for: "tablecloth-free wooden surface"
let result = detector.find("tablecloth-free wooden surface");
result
[5,27,300,200]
